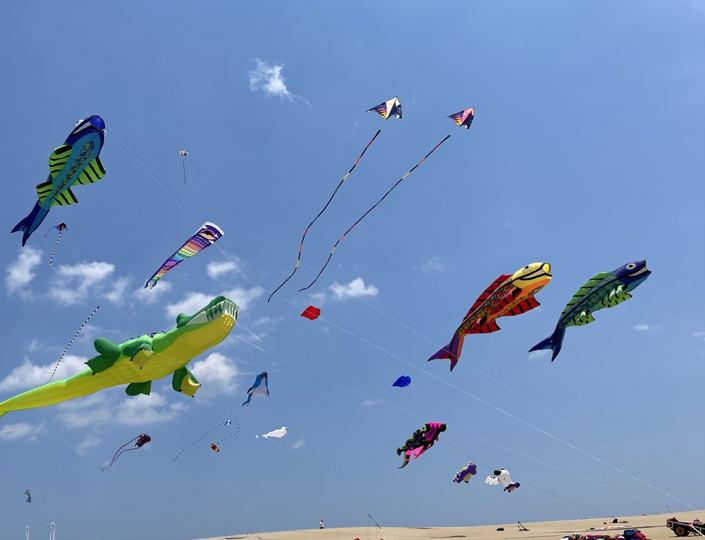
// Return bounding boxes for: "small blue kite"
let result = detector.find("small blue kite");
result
[392,375,411,388]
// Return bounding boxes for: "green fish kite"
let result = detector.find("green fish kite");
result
[530,260,651,361]
[0,297,238,417]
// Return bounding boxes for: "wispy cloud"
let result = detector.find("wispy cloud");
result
[248,58,309,107]
[165,286,264,319]
[115,393,186,425]
[0,355,86,393]
[633,323,652,332]
[693,331,705,341]
[207,260,240,279]
[329,277,378,300]
[190,352,239,398]
[104,276,131,305]
[361,398,384,407]
[134,280,172,304]
[6,247,42,295]
[0,422,44,442]
[49,261,115,305]
[292,438,306,450]
[414,255,448,274]
[76,435,101,456]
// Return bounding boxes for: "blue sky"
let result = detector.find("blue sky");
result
[1,1,704,539]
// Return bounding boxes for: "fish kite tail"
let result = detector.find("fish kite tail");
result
[428,333,465,371]
[11,203,48,246]
[529,326,566,362]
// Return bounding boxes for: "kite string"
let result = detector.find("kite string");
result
[299,133,451,292]
[268,128,382,302]
[45,305,100,386]
[47,228,64,267]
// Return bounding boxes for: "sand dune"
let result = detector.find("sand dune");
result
[196,510,704,540]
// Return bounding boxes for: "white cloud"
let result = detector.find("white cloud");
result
[28,339,44,353]
[0,355,87,393]
[414,255,447,274]
[104,277,131,305]
[207,260,239,279]
[693,331,705,341]
[309,292,327,305]
[361,399,384,407]
[633,324,652,332]
[134,280,172,305]
[249,58,294,101]
[49,261,114,305]
[190,352,239,398]
[329,277,378,300]
[0,422,44,442]
[76,435,101,456]
[528,349,550,360]
[116,393,185,425]
[165,286,264,319]
[6,247,42,294]
[292,438,306,450]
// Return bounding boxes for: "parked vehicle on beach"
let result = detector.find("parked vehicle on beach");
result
[667,518,705,537]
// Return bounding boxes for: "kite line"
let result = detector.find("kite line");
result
[299,133,451,292]
[45,304,100,386]
[268,129,382,302]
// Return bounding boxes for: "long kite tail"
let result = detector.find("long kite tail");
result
[268,129,382,302]
[182,160,187,184]
[48,229,64,267]
[299,134,451,292]
[101,436,140,471]
[45,304,100,386]
[170,418,233,462]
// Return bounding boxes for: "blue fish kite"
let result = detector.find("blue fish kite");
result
[392,375,411,388]
[12,116,107,246]
[242,372,269,406]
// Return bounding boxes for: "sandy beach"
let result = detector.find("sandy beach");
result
[197,510,704,540]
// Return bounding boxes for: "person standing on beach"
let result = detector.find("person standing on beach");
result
[320,519,325,529]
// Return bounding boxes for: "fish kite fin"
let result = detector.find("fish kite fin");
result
[126,381,152,396]
[529,326,566,362]
[35,180,54,203]
[559,271,611,319]
[73,157,106,185]
[11,202,49,246]
[467,274,512,314]
[601,285,633,309]
[506,296,540,316]
[477,319,500,333]
[51,188,78,206]
[428,333,465,371]
[48,145,72,178]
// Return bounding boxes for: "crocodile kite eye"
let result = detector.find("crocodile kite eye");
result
[626,263,636,270]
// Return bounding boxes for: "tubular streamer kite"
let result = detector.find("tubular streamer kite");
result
[268,130,382,302]
[530,260,651,361]
[299,135,452,292]
[396,422,446,468]
[144,222,224,289]
[101,433,151,471]
[179,149,188,183]
[12,116,107,246]
[429,262,552,372]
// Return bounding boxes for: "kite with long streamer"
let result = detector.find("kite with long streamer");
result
[179,150,188,183]
[299,134,451,292]
[170,418,238,462]
[43,223,67,267]
[268,130,382,302]
[101,433,151,470]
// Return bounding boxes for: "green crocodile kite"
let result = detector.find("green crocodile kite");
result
[0,296,238,417]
